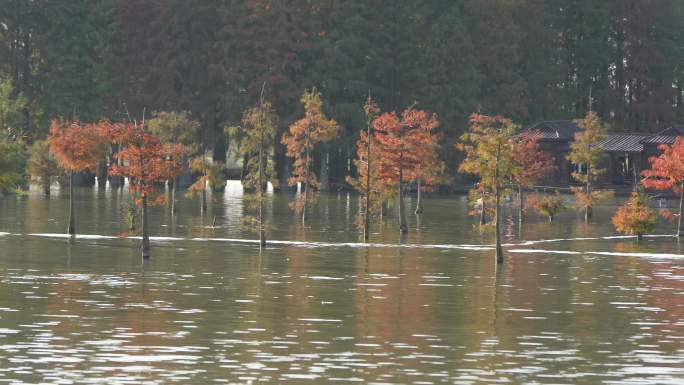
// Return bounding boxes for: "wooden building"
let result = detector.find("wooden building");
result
[525,121,684,189]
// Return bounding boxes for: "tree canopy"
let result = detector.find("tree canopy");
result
[1,1,682,185]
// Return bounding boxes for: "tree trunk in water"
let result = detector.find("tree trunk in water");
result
[479,193,486,225]
[678,183,684,236]
[414,179,423,214]
[548,215,553,222]
[518,185,523,224]
[302,147,310,224]
[201,181,207,216]
[319,150,329,192]
[141,194,150,259]
[398,164,408,234]
[97,162,108,189]
[67,171,75,236]
[212,129,227,192]
[585,168,593,221]
[495,142,503,264]
[363,193,370,241]
[258,132,266,248]
[171,178,177,215]
[364,123,371,242]
[43,181,50,196]
[637,233,643,240]
[495,187,503,264]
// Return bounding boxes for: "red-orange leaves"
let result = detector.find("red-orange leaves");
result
[107,122,183,202]
[373,109,440,186]
[282,89,339,217]
[511,132,555,187]
[611,192,657,238]
[642,137,684,193]
[47,119,107,173]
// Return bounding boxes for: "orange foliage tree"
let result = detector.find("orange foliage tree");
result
[611,192,657,240]
[282,88,340,223]
[458,114,518,263]
[526,191,566,222]
[346,95,381,241]
[186,156,226,216]
[47,120,107,236]
[642,137,684,236]
[510,132,555,223]
[567,110,610,221]
[374,108,440,234]
[411,142,443,215]
[104,121,183,258]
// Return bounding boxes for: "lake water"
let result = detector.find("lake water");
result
[0,181,682,384]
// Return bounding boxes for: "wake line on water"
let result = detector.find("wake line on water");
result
[508,249,684,260]
[1,232,682,258]
[21,233,494,251]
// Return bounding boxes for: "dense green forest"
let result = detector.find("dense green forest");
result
[1,0,683,187]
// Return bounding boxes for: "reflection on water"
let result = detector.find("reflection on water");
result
[0,182,682,384]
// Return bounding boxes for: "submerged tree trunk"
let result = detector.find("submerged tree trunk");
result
[518,185,524,224]
[171,178,177,215]
[302,145,311,224]
[495,142,503,264]
[319,150,329,192]
[398,163,408,234]
[67,171,75,236]
[258,131,266,248]
[43,180,50,196]
[678,182,684,236]
[585,167,593,221]
[364,122,372,242]
[97,162,108,189]
[201,181,207,216]
[480,191,487,225]
[415,179,423,214]
[141,194,150,259]
[495,185,503,264]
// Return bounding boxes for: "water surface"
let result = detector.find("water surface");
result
[0,183,682,384]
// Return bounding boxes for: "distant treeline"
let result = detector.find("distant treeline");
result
[1,0,683,185]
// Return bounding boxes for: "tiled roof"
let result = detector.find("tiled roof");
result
[641,135,677,144]
[525,121,684,151]
[596,133,648,153]
[641,125,684,145]
[526,120,582,141]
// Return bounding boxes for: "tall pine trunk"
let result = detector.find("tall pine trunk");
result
[142,194,150,259]
[67,171,75,236]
